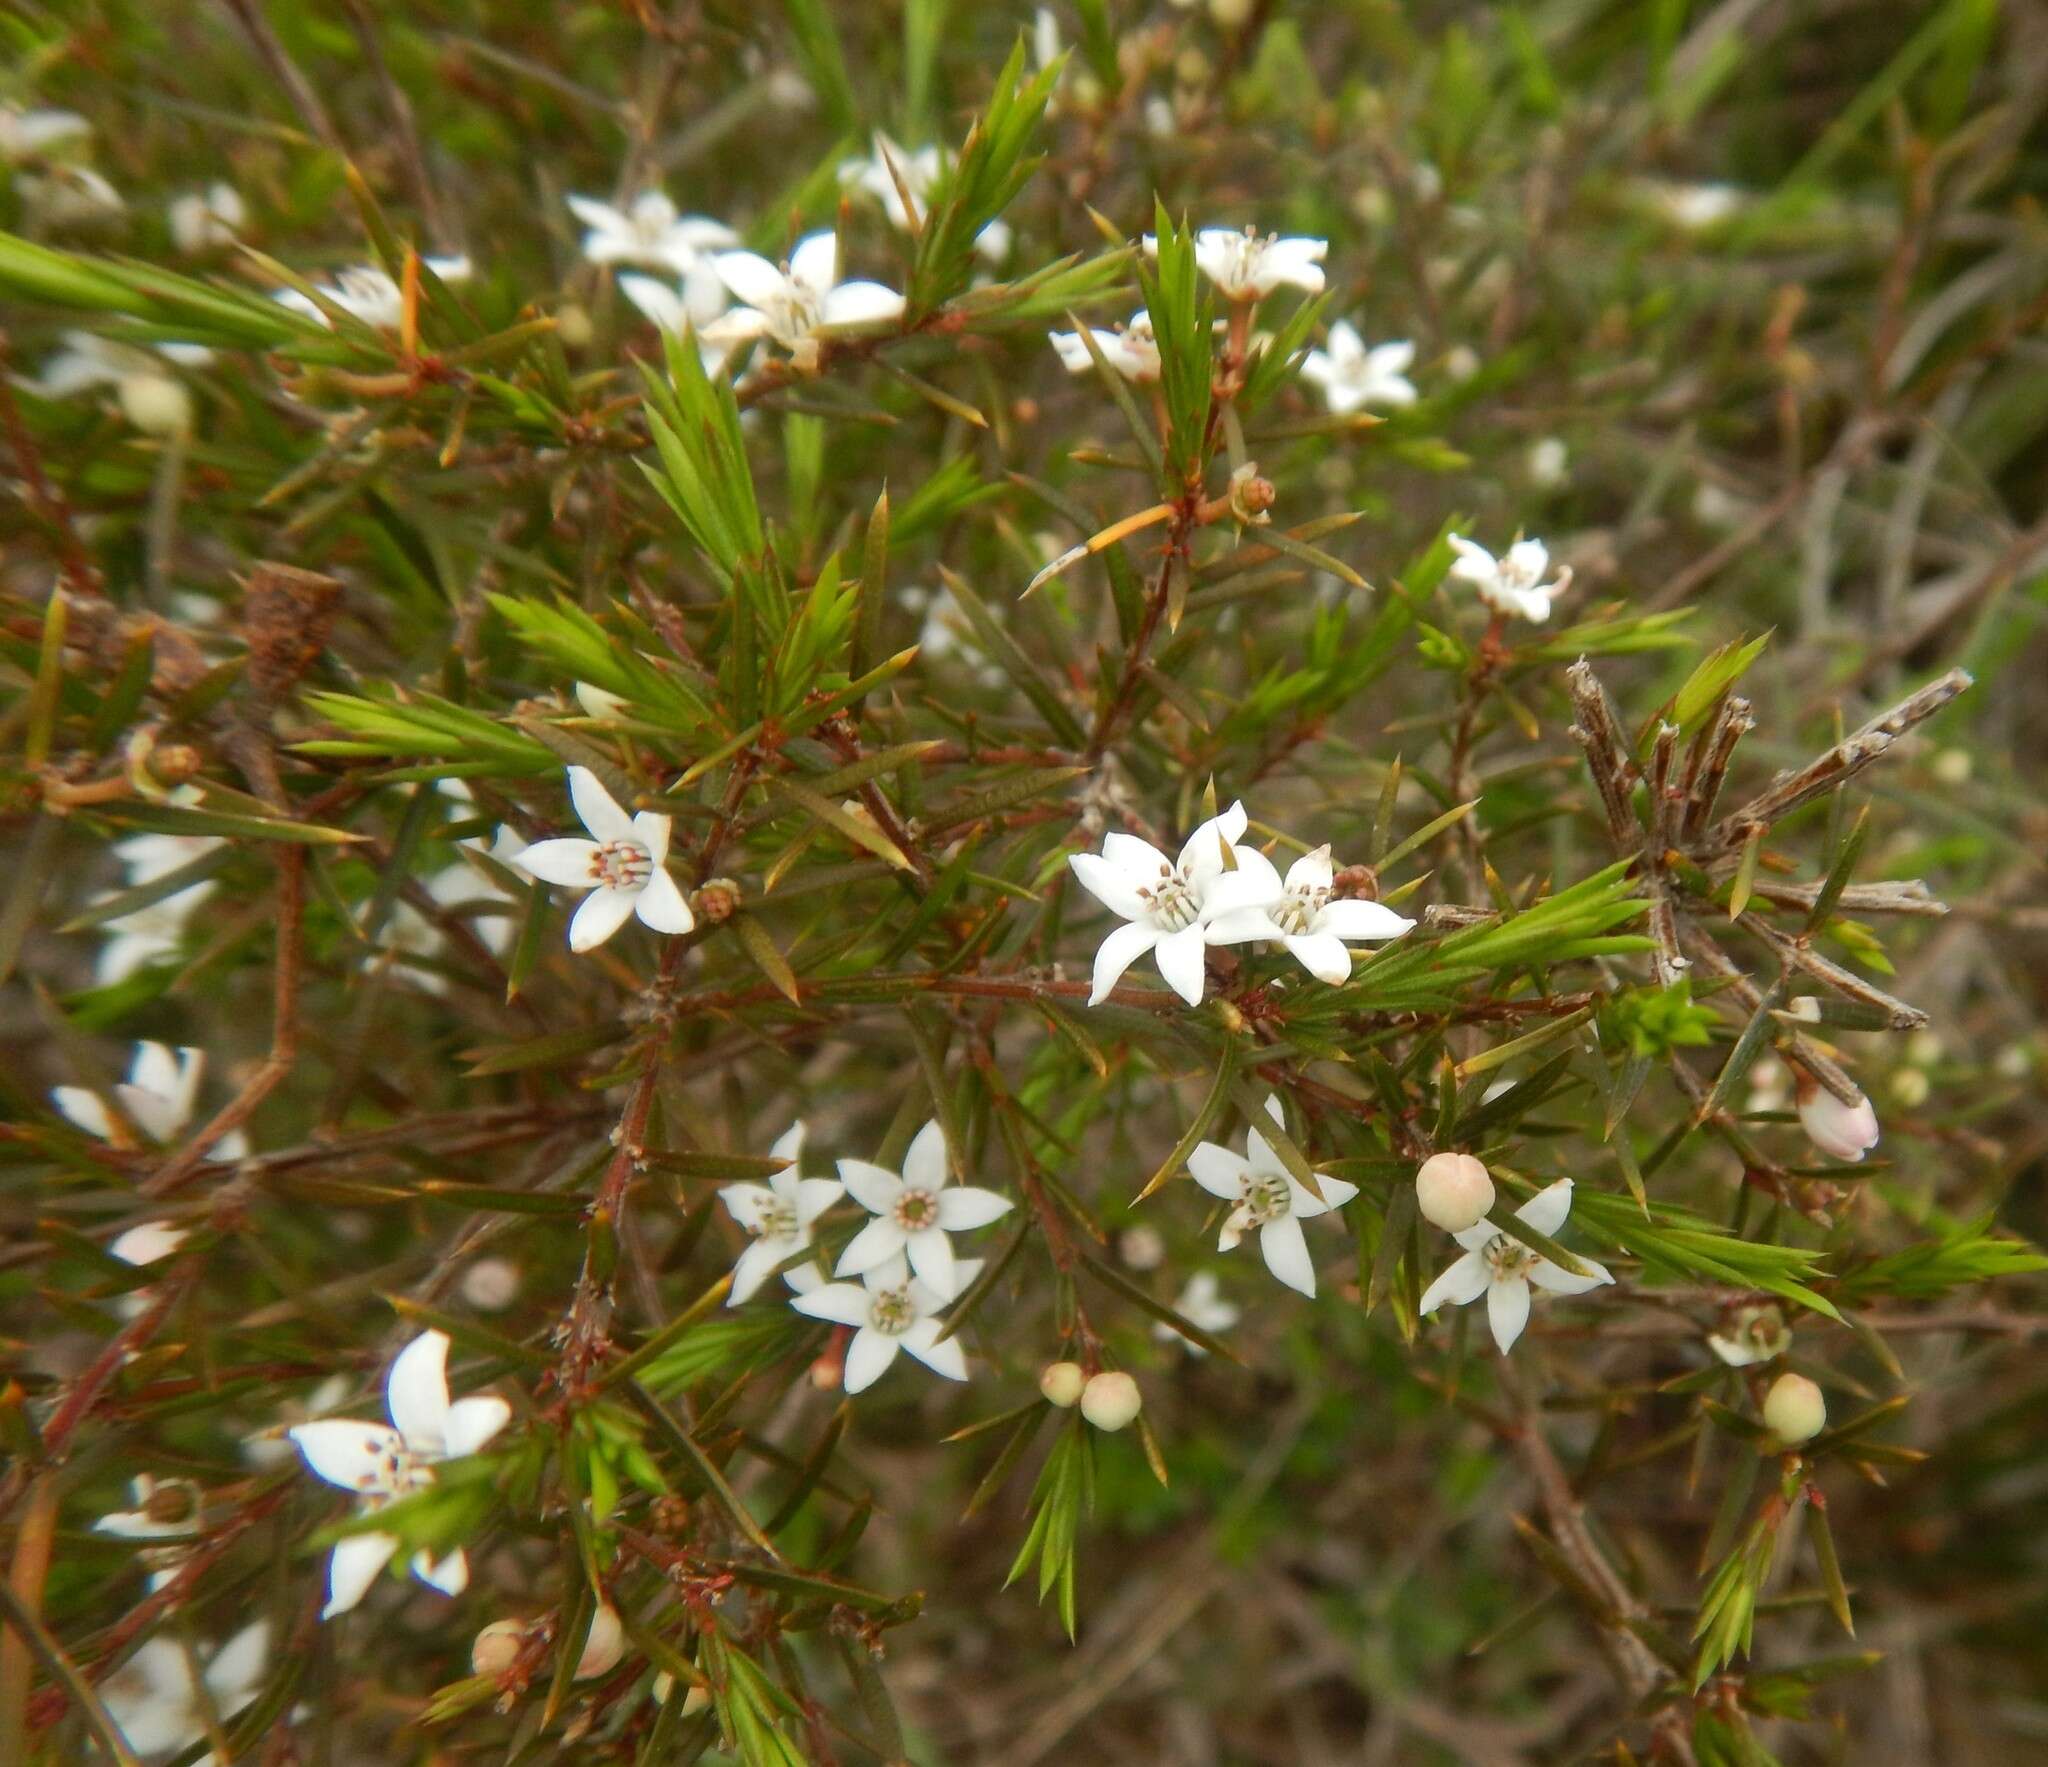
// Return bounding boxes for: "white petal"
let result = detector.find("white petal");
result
[443,1395,511,1458]
[52,1086,113,1140]
[902,1119,949,1192]
[821,281,906,328]
[789,1281,872,1328]
[842,1327,900,1393]
[720,1183,777,1232]
[1487,1277,1532,1353]
[787,232,841,297]
[290,1420,404,1494]
[1317,899,1415,942]
[1284,848,1335,893]
[1204,906,1284,947]
[633,867,695,935]
[1419,1252,1491,1314]
[1068,850,1148,920]
[1287,1171,1355,1220]
[386,1331,453,1449]
[1100,831,1173,875]
[936,1186,1012,1230]
[1527,1256,1613,1296]
[1187,1141,1251,1200]
[1088,919,1159,1005]
[412,1546,469,1596]
[770,1121,806,1165]
[837,1158,904,1215]
[130,1040,185,1101]
[1283,930,1352,984]
[512,838,600,887]
[1201,847,1285,917]
[795,1177,846,1227]
[1153,923,1209,1007]
[619,273,688,334]
[569,887,638,952]
[567,766,633,842]
[901,1319,969,1381]
[730,1238,792,1305]
[834,1216,908,1277]
[1259,1215,1317,1296]
[713,251,789,309]
[203,1622,270,1707]
[322,1532,400,1618]
[1515,1178,1574,1238]
[1177,802,1249,887]
[566,194,627,234]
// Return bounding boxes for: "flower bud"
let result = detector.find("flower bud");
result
[1039,1360,1085,1408]
[1763,1372,1827,1445]
[1117,1226,1165,1272]
[118,372,193,437]
[1079,1370,1141,1432]
[694,877,742,924]
[1889,1066,1930,1109]
[1414,1152,1495,1233]
[554,302,595,350]
[574,1603,625,1680]
[1794,1073,1879,1163]
[472,1618,527,1678]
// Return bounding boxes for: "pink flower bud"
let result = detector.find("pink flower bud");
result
[1763,1372,1827,1445]
[1794,1073,1879,1162]
[1079,1370,1142,1432]
[1414,1152,1496,1233]
[1039,1360,1086,1407]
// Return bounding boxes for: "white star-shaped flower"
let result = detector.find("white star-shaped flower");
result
[1067,801,1251,1007]
[1418,1178,1614,1353]
[1300,322,1416,413]
[839,134,1011,261]
[719,1122,847,1304]
[1048,310,1161,382]
[1447,534,1571,623]
[167,182,246,254]
[53,1041,247,1157]
[101,1620,267,1762]
[701,232,905,372]
[273,257,472,331]
[1153,1270,1240,1356]
[789,1250,980,1393]
[567,190,735,277]
[0,104,90,160]
[511,766,694,953]
[1144,226,1327,301]
[833,1119,1013,1297]
[1188,1098,1358,1296]
[1203,845,1415,984]
[288,1329,511,1618]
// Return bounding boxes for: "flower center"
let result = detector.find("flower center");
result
[753,1198,798,1242]
[1272,884,1330,936]
[769,279,824,344]
[867,1285,917,1337]
[892,1188,939,1232]
[1134,860,1201,932]
[588,840,652,890]
[1239,1171,1293,1225]
[1483,1236,1534,1281]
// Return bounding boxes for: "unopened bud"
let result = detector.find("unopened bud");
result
[694,878,741,924]
[574,1603,625,1680]
[1762,1372,1827,1445]
[554,302,595,350]
[1039,1360,1085,1408]
[1079,1370,1142,1432]
[1118,1226,1165,1271]
[1794,1072,1879,1163]
[119,373,193,437]
[1414,1152,1495,1234]
[1889,1066,1930,1109]
[472,1618,527,1678]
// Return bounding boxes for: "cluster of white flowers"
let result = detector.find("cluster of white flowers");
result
[718,1119,1015,1394]
[1067,800,1415,1007]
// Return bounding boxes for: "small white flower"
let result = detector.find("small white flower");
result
[1419,1178,1613,1354]
[834,1119,1013,1297]
[1048,310,1161,382]
[1154,1270,1239,1355]
[167,182,246,253]
[567,190,735,279]
[1144,226,1327,301]
[20,332,213,436]
[273,257,472,330]
[1067,800,1250,1007]
[1707,1303,1791,1369]
[1528,436,1569,488]
[1794,1071,1880,1163]
[1641,179,1744,230]
[839,134,1010,261]
[511,766,694,953]
[17,164,125,225]
[702,232,905,372]
[289,1329,511,1618]
[1447,533,1571,623]
[1202,844,1414,984]
[101,1620,268,1762]
[1188,1099,1358,1297]
[95,1475,205,1592]
[53,1041,247,1157]
[110,1221,190,1270]
[719,1123,847,1304]
[1300,322,1416,413]
[0,104,90,160]
[789,1250,980,1393]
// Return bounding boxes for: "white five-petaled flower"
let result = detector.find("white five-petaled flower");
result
[1203,845,1415,984]
[288,1329,511,1618]
[1154,1270,1240,1356]
[1068,800,1249,1007]
[702,232,906,372]
[834,1119,1013,1298]
[1048,309,1161,382]
[95,1474,205,1592]
[0,104,90,160]
[511,767,694,953]
[839,134,1012,262]
[101,1620,268,1764]
[1300,322,1417,413]
[1189,1098,1358,1296]
[167,182,246,253]
[21,332,214,436]
[273,256,472,331]
[789,1250,980,1394]
[567,190,735,278]
[1418,1178,1613,1354]
[1447,533,1571,623]
[1144,226,1328,301]
[719,1122,847,1305]
[53,1041,247,1158]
